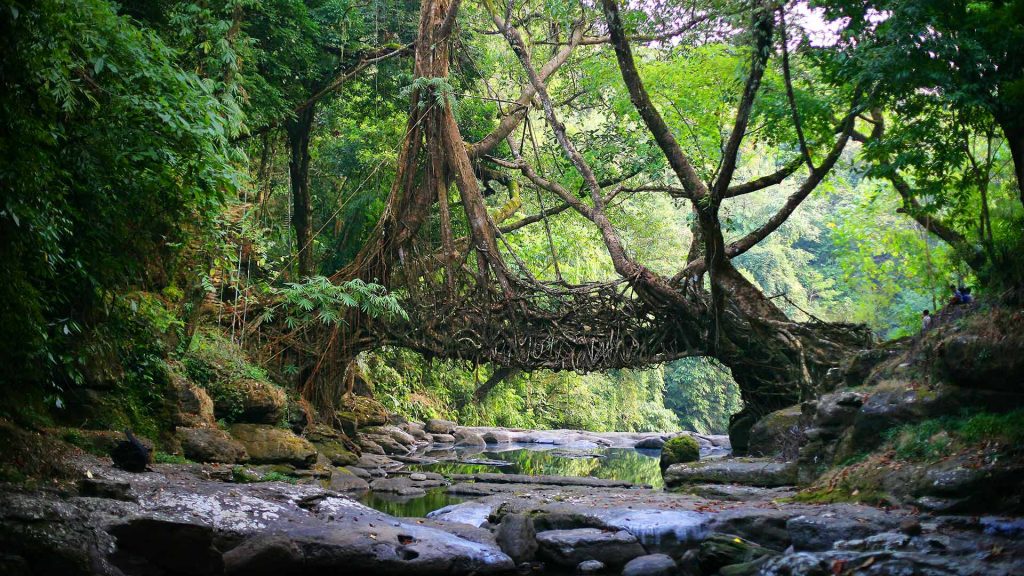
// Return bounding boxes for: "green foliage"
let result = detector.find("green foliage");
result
[153,452,191,464]
[363,348,680,432]
[664,358,742,435]
[402,77,458,109]
[183,328,275,422]
[0,0,239,388]
[258,276,406,330]
[887,409,1024,461]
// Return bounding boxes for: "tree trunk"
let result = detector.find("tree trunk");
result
[472,366,519,403]
[710,261,871,452]
[1004,124,1024,209]
[286,103,317,277]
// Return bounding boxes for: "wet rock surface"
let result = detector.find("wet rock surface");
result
[4,424,1024,576]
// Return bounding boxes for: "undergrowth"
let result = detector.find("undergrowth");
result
[886,409,1024,461]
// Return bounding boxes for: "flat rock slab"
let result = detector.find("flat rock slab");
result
[677,483,797,502]
[622,553,678,576]
[664,458,797,487]
[536,528,646,567]
[450,472,643,488]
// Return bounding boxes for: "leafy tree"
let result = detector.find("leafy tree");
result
[0,0,238,387]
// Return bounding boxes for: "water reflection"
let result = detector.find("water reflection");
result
[413,445,665,489]
[358,445,666,517]
[360,487,465,517]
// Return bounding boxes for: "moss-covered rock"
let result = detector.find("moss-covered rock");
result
[228,379,287,424]
[183,329,287,425]
[660,435,700,470]
[176,427,247,464]
[168,365,215,428]
[335,395,389,431]
[304,424,358,466]
[748,405,806,459]
[228,424,316,467]
[697,533,777,576]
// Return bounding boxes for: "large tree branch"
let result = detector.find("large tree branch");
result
[674,109,858,281]
[779,9,814,172]
[538,13,715,46]
[237,43,414,142]
[600,0,709,199]
[725,156,804,197]
[467,24,583,160]
[710,2,774,198]
[489,0,660,287]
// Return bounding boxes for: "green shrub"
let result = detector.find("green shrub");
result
[887,409,1024,461]
[183,328,275,423]
[153,452,190,464]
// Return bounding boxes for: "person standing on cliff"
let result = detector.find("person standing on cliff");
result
[922,309,932,331]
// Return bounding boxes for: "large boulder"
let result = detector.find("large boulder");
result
[495,513,537,564]
[481,430,513,444]
[939,330,1024,391]
[229,424,317,467]
[328,469,370,492]
[363,433,411,455]
[425,419,457,435]
[369,477,426,497]
[635,436,666,449]
[336,395,389,429]
[622,554,678,576]
[401,422,432,442]
[212,379,287,425]
[177,427,248,464]
[304,425,358,466]
[454,430,486,447]
[535,528,645,568]
[747,405,806,459]
[659,435,700,471]
[381,426,418,447]
[169,369,215,428]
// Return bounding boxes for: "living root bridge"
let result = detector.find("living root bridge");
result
[380,277,713,372]
[285,0,877,451]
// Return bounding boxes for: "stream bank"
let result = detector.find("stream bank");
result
[1,420,1023,576]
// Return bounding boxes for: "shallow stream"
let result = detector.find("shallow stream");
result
[359,443,674,516]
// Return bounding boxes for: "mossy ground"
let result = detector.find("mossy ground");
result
[795,409,1024,506]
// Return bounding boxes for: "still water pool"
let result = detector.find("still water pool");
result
[359,444,665,517]
[412,445,665,488]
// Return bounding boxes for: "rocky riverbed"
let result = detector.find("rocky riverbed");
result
[2,422,1023,576]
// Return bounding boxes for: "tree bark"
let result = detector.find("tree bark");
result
[1002,122,1024,209]
[472,366,519,403]
[286,103,317,277]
